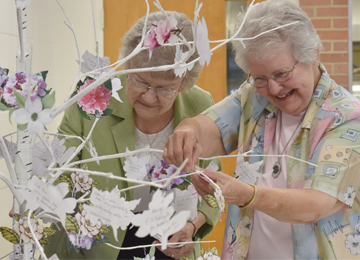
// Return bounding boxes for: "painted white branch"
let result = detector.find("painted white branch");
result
[55,0,82,102]
[27,210,48,260]
[49,167,165,189]
[48,118,100,184]
[34,211,61,223]
[0,171,24,205]
[0,133,18,185]
[105,240,216,250]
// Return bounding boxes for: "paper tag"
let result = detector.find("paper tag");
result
[124,148,151,180]
[132,189,190,250]
[234,155,263,185]
[21,176,76,227]
[84,186,140,241]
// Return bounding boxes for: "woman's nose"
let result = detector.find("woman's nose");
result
[141,88,157,103]
[267,79,284,95]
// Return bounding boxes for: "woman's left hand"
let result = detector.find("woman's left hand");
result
[156,222,195,259]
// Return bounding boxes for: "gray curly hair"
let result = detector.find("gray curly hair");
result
[119,11,202,89]
[232,0,322,73]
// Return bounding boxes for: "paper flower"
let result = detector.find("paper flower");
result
[147,160,186,189]
[13,99,53,135]
[77,79,112,118]
[71,171,93,193]
[3,72,47,107]
[198,247,220,260]
[110,77,123,103]
[75,210,102,238]
[174,45,194,77]
[196,17,211,66]
[13,216,44,244]
[67,231,94,250]
[144,15,179,59]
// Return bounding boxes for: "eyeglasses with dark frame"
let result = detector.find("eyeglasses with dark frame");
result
[247,60,299,88]
[127,76,183,99]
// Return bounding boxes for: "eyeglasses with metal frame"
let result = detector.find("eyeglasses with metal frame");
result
[127,76,183,99]
[247,60,299,88]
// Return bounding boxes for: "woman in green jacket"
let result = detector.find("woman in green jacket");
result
[45,11,220,260]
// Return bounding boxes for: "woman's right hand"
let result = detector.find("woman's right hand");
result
[163,119,202,171]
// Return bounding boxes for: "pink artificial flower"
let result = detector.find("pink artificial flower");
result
[144,15,179,59]
[155,14,178,45]
[77,79,112,116]
[144,25,160,54]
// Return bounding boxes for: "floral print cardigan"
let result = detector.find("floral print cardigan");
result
[204,64,360,259]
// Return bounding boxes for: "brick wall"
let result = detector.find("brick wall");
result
[300,0,349,89]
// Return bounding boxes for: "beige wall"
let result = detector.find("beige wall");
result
[0,0,104,255]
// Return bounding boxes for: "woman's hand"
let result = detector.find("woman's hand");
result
[191,167,255,207]
[163,115,226,171]
[156,223,195,259]
[164,126,202,171]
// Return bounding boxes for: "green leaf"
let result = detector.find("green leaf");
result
[42,91,55,109]
[101,108,113,117]
[0,227,20,244]
[65,215,79,234]
[43,227,56,237]
[210,247,219,256]
[59,174,74,191]
[39,71,49,81]
[14,214,21,222]
[77,105,92,120]
[104,79,112,91]
[17,124,27,131]
[200,247,206,255]
[13,90,26,108]
[79,203,84,212]
[0,103,10,111]
[3,68,9,75]
[100,225,109,234]
[8,109,14,123]
[92,180,101,188]
[94,232,102,241]
[133,258,143,260]
[180,258,191,260]
[149,245,156,258]
[204,195,219,210]
[39,236,49,245]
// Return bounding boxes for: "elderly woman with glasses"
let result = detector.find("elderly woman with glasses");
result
[163,0,360,259]
[45,11,221,260]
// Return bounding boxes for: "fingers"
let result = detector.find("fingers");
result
[164,130,201,171]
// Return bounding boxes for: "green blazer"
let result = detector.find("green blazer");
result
[45,81,221,259]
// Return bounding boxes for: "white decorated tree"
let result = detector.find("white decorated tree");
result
[0,1,302,259]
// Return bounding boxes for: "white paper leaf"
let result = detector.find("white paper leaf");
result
[124,148,151,180]
[169,187,198,220]
[111,77,123,103]
[0,138,17,163]
[196,17,211,66]
[174,45,194,77]
[83,186,140,241]
[77,50,111,74]
[234,154,264,185]
[20,176,76,227]
[205,161,219,172]
[32,137,76,176]
[132,189,190,250]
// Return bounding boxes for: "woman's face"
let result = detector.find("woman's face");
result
[126,71,184,122]
[248,47,320,115]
